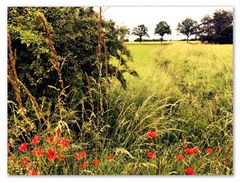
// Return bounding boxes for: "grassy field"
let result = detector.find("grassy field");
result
[107,41,233,175]
[8,41,233,175]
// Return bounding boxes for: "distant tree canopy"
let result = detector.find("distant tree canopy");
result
[118,25,130,42]
[8,7,137,124]
[199,10,233,44]
[154,21,171,44]
[132,24,149,43]
[177,18,198,43]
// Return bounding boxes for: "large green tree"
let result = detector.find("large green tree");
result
[199,9,233,44]
[132,24,149,43]
[154,21,171,44]
[8,7,137,130]
[177,18,198,43]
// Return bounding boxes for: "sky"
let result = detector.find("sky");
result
[102,7,233,41]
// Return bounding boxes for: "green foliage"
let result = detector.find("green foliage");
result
[132,24,149,43]
[117,25,130,41]
[154,21,171,44]
[177,18,198,42]
[8,7,135,126]
[199,9,233,44]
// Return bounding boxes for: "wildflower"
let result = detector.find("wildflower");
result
[75,150,86,160]
[146,130,158,138]
[59,154,65,161]
[32,147,44,157]
[75,153,81,160]
[82,161,88,169]
[108,154,115,161]
[93,159,101,166]
[81,150,86,158]
[47,148,57,161]
[58,138,69,149]
[19,157,31,169]
[175,154,184,161]
[185,167,195,175]
[32,136,41,144]
[28,169,38,175]
[206,148,213,154]
[48,136,55,144]
[56,128,61,137]
[184,148,194,155]
[23,162,31,169]
[147,151,155,159]
[19,157,28,164]
[19,143,28,152]
[193,147,200,154]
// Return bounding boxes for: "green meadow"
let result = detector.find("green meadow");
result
[8,41,233,175]
[106,41,233,175]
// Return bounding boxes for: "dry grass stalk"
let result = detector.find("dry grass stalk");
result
[38,12,66,106]
[213,95,219,115]
[8,34,45,123]
[97,7,104,114]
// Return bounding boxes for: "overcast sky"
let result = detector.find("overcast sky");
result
[102,7,233,41]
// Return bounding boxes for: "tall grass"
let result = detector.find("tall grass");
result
[8,42,233,175]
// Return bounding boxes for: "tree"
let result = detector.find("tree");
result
[154,21,171,44]
[118,25,130,42]
[177,18,198,43]
[8,7,137,132]
[213,10,233,44]
[132,24,149,43]
[198,15,215,43]
[198,9,233,44]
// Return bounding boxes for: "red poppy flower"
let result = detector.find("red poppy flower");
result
[75,153,81,160]
[93,159,101,166]
[146,130,158,138]
[19,143,28,152]
[185,167,195,175]
[32,147,44,157]
[58,138,69,149]
[56,128,61,137]
[184,148,194,155]
[81,150,86,158]
[206,148,213,154]
[193,147,200,154]
[175,154,184,161]
[28,169,38,175]
[32,136,41,144]
[108,154,115,161]
[19,157,31,169]
[36,148,44,156]
[47,148,57,161]
[19,157,28,164]
[82,161,88,169]
[59,154,65,161]
[24,162,31,169]
[48,136,55,144]
[147,151,155,159]
[75,150,86,160]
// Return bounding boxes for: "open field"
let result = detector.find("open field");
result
[8,41,232,175]
[107,41,233,175]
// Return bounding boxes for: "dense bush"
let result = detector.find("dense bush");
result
[8,7,137,133]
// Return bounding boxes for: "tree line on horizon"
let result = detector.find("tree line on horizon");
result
[124,9,233,44]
